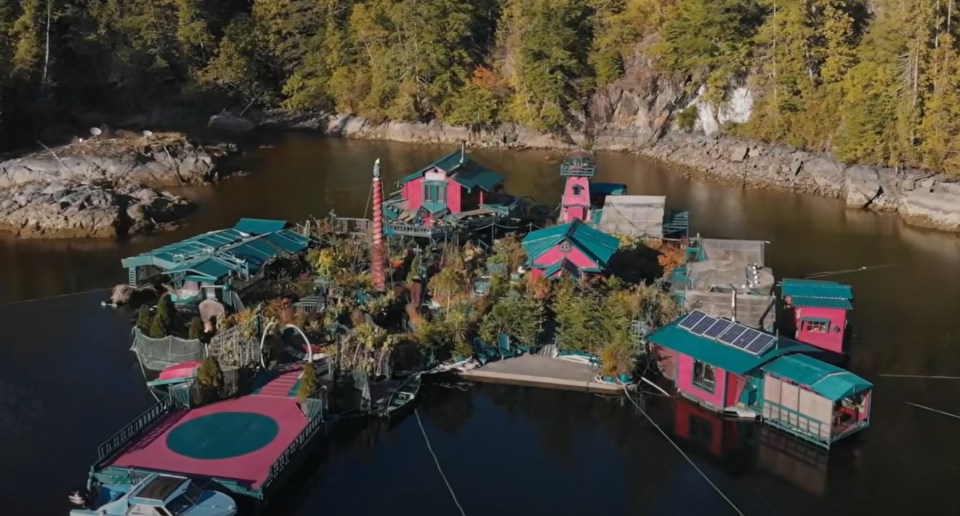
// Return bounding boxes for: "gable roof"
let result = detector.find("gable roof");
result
[781,278,853,299]
[646,319,820,375]
[397,149,504,192]
[234,218,290,235]
[789,296,853,310]
[521,220,620,271]
[763,354,872,401]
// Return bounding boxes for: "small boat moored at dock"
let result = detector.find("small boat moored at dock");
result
[375,373,422,418]
[70,473,236,516]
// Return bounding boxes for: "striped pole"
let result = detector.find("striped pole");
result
[371,158,386,291]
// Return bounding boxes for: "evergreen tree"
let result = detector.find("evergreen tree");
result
[156,294,173,326]
[148,314,167,338]
[188,316,203,340]
[136,305,152,333]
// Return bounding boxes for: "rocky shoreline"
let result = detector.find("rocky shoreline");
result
[256,109,960,234]
[0,132,237,239]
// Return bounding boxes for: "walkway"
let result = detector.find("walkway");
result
[457,354,622,393]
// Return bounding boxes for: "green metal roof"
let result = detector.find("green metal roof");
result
[781,279,853,300]
[521,220,620,271]
[543,259,582,278]
[234,218,290,235]
[789,296,853,310]
[166,256,239,280]
[646,320,820,375]
[397,149,504,192]
[763,354,872,401]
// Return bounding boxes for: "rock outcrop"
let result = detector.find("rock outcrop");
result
[0,133,235,239]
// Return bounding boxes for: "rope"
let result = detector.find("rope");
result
[906,402,960,421]
[622,385,746,516]
[415,408,466,516]
[0,287,109,307]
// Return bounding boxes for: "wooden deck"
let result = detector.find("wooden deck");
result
[456,354,623,393]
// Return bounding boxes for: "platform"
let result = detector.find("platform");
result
[456,354,623,393]
[106,368,309,492]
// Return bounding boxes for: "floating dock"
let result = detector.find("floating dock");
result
[88,365,327,503]
[456,354,623,394]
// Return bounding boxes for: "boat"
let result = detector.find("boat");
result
[69,473,237,516]
[146,360,203,388]
[375,373,422,418]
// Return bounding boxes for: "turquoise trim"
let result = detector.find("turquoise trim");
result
[763,354,872,401]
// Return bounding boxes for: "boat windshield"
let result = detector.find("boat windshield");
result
[164,495,195,515]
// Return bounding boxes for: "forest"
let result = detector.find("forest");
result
[1,0,959,173]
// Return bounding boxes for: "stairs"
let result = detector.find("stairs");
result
[255,369,301,398]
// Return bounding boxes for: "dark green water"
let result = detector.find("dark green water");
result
[1,133,959,515]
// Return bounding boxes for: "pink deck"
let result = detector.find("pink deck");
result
[109,370,306,489]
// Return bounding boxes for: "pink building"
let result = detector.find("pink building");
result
[780,279,853,355]
[520,219,620,280]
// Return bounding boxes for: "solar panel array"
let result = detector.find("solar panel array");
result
[677,310,776,356]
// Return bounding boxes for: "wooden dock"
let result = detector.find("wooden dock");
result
[455,354,623,393]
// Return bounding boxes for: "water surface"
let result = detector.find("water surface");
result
[1,133,959,515]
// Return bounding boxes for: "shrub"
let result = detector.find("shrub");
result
[148,314,167,338]
[197,356,225,391]
[676,105,699,132]
[156,294,174,325]
[297,362,318,401]
[188,317,203,340]
[136,306,152,333]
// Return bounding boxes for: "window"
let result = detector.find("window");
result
[423,182,446,204]
[165,495,194,515]
[802,319,830,333]
[559,241,571,252]
[572,185,583,196]
[692,360,716,393]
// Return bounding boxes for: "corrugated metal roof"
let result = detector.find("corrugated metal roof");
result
[449,161,504,192]
[397,149,504,191]
[234,218,289,235]
[646,321,819,375]
[781,279,853,300]
[167,257,239,280]
[763,354,872,401]
[789,296,853,310]
[521,220,620,270]
[263,231,311,253]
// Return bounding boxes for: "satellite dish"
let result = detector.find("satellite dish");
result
[89,127,102,137]
[142,130,153,138]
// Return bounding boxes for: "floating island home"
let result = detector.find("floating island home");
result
[121,218,311,310]
[780,278,854,355]
[647,309,872,449]
[381,146,528,240]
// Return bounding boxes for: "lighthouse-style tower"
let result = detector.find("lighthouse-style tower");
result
[371,158,386,291]
[560,151,596,223]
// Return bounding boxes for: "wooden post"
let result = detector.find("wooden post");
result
[372,159,386,291]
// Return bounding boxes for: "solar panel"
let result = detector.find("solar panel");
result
[690,315,719,335]
[678,311,707,330]
[745,334,776,354]
[718,325,747,344]
[703,319,733,339]
[733,329,762,348]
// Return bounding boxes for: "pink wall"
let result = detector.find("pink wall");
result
[792,306,847,354]
[400,175,465,213]
[677,354,727,410]
[561,176,591,223]
[725,372,745,407]
[402,177,424,211]
[653,345,678,381]
[532,244,598,270]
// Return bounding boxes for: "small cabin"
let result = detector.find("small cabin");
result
[646,310,818,415]
[760,354,872,448]
[520,220,620,280]
[780,279,853,354]
[394,149,505,221]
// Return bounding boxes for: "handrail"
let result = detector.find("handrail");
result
[260,401,325,492]
[97,395,173,462]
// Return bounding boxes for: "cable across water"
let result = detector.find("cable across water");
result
[414,408,467,516]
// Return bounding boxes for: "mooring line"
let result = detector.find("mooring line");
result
[415,408,466,516]
[906,402,960,420]
[879,374,960,380]
[622,385,746,516]
[0,287,109,307]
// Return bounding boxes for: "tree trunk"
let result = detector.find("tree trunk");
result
[41,0,51,89]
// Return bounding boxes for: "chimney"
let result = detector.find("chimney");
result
[460,141,466,164]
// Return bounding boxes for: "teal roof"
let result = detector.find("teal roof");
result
[521,220,620,271]
[790,296,853,310]
[234,218,290,235]
[646,320,820,375]
[543,259,582,278]
[781,279,853,301]
[397,149,504,192]
[166,256,239,280]
[763,354,872,401]
[121,219,311,276]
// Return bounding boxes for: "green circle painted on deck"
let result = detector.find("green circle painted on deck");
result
[166,412,279,460]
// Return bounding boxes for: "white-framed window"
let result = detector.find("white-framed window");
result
[802,319,830,333]
[692,360,716,393]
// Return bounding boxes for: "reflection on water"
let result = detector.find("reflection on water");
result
[0,134,959,515]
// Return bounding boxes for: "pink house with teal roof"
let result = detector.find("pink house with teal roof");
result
[520,219,620,280]
[780,279,853,355]
[647,309,872,448]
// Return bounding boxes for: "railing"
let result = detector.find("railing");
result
[260,401,326,493]
[97,395,174,462]
[390,224,447,237]
[761,401,831,448]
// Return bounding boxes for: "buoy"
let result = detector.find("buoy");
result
[68,489,87,506]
